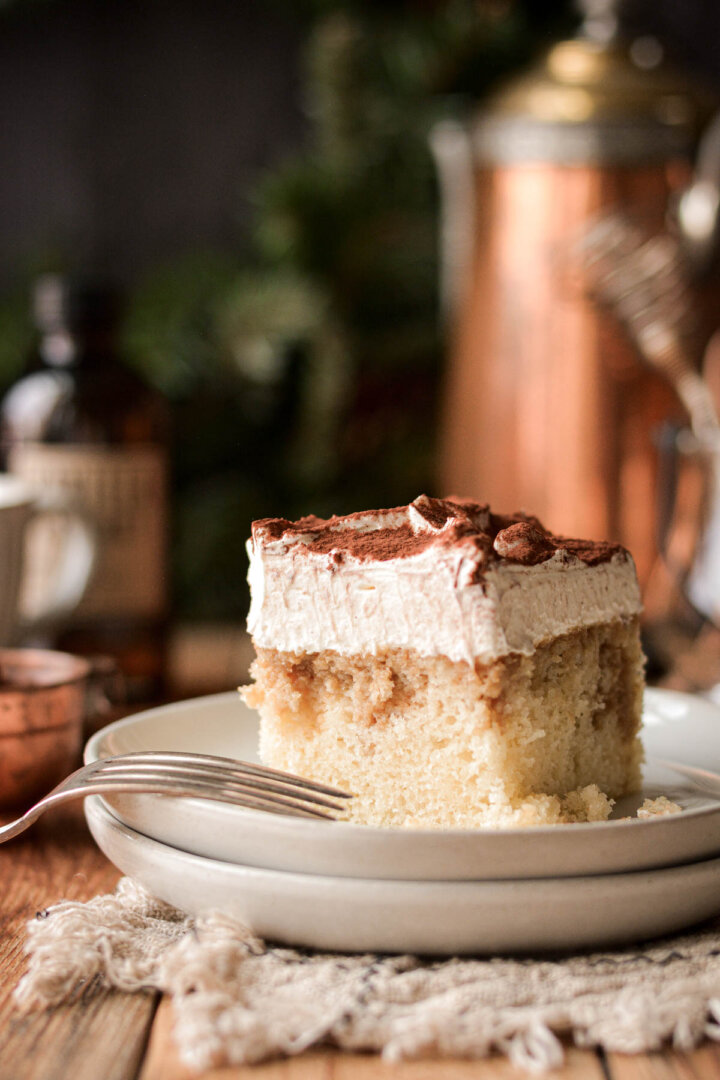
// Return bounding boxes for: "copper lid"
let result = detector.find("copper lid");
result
[473,30,716,164]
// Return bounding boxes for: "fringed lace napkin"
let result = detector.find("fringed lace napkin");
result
[14,877,720,1073]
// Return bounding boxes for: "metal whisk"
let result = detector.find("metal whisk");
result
[580,211,720,449]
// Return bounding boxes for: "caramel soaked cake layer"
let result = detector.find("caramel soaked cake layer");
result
[242,620,644,829]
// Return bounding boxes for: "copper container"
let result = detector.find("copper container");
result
[434,23,715,585]
[0,649,91,808]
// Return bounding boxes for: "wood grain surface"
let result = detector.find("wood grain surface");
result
[0,803,718,1080]
[0,805,158,1080]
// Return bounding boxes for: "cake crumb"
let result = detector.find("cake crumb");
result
[637,795,683,819]
[499,785,615,827]
[561,784,615,822]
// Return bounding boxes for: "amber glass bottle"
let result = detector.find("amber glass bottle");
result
[0,275,170,701]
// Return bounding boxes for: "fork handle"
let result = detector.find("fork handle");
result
[0,781,145,843]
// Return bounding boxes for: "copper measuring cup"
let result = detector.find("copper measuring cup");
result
[0,648,92,809]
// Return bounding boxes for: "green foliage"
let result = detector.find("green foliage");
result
[0,288,32,391]
[121,252,244,398]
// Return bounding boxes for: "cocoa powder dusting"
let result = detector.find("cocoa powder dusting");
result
[306,523,437,561]
[493,522,556,565]
[252,495,627,571]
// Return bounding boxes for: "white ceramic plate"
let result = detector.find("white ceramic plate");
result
[85,688,720,880]
[85,795,720,955]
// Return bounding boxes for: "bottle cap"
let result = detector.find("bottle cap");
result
[33,275,122,333]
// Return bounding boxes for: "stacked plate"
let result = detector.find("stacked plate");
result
[84,688,720,955]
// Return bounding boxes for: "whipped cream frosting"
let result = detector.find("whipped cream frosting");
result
[246,495,642,664]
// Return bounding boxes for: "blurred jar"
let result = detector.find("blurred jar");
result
[432,3,715,585]
[0,275,171,702]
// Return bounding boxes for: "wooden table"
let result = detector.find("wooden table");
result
[1,805,719,1080]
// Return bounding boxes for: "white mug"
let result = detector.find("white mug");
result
[0,475,96,645]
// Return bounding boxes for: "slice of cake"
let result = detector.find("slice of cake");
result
[241,495,645,828]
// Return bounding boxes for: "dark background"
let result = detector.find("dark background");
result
[1,0,719,285]
[0,0,304,284]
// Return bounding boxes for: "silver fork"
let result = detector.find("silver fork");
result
[652,757,720,799]
[0,751,352,842]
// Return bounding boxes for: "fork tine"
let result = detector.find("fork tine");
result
[78,773,342,820]
[90,759,348,812]
[95,751,351,799]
